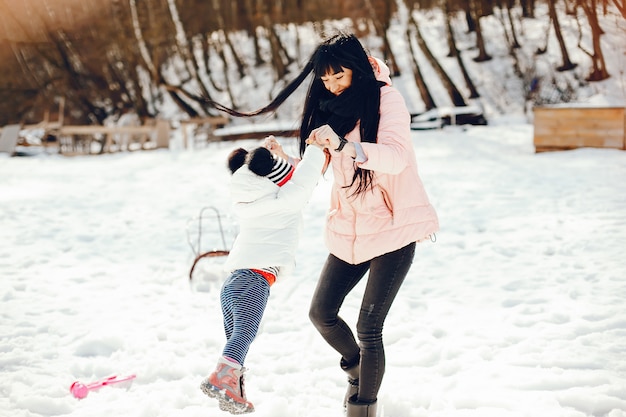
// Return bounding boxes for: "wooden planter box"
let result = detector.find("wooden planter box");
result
[533,106,625,152]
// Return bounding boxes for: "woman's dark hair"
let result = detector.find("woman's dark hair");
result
[206,32,384,195]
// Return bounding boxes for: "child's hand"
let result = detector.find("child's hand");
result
[305,137,324,149]
[264,136,289,160]
[263,135,278,151]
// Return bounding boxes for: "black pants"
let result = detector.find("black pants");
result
[309,242,416,403]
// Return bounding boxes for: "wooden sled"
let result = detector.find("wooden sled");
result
[187,206,232,280]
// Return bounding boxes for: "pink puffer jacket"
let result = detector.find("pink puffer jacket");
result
[325,58,439,264]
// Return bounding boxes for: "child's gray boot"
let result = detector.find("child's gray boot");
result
[346,394,377,417]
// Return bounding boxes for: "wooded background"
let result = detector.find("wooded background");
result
[0,0,623,126]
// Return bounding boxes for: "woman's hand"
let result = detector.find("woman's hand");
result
[307,125,355,157]
[306,125,340,149]
[263,135,289,160]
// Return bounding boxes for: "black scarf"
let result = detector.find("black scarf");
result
[316,87,362,137]
[315,81,385,142]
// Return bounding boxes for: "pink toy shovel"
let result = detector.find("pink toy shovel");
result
[70,374,136,399]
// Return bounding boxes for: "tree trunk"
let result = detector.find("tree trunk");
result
[506,0,521,49]
[364,0,400,76]
[165,0,213,114]
[411,16,467,107]
[405,28,436,110]
[210,32,238,108]
[447,10,481,98]
[224,32,246,79]
[128,0,158,80]
[252,27,264,66]
[240,0,264,66]
[471,0,492,62]
[578,0,610,80]
[548,0,577,71]
[210,0,246,79]
[520,0,535,17]
[462,0,477,32]
[201,35,225,93]
[109,0,151,117]
[536,12,551,54]
[444,1,458,57]
[164,86,200,117]
[263,16,288,80]
[496,5,514,50]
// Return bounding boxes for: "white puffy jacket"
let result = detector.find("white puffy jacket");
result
[223,145,325,279]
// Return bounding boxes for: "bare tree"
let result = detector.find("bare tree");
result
[576,0,610,80]
[445,6,480,98]
[405,27,437,110]
[411,15,468,106]
[504,0,521,49]
[365,0,401,75]
[520,0,536,17]
[470,0,492,62]
[547,0,577,71]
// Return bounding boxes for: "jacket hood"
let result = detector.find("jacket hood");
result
[230,165,277,204]
[369,56,392,86]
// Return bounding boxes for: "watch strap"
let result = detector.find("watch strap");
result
[334,136,348,152]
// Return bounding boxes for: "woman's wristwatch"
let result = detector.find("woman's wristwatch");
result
[334,136,348,152]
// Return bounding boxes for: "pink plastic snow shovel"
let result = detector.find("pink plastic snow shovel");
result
[70,374,136,399]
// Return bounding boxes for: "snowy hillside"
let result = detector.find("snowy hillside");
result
[203,5,624,129]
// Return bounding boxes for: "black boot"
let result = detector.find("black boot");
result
[340,358,359,410]
[346,394,377,417]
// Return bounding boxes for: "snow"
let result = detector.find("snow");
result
[1,122,626,417]
[2,3,626,417]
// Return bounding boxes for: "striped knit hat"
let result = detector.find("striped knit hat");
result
[245,147,295,187]
[267,157,295,187]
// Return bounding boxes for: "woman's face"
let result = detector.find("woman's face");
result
[320,67,353,96]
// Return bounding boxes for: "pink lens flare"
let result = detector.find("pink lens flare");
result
[69,374,136,399]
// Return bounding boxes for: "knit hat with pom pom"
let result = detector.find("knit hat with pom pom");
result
[246,147,294,187]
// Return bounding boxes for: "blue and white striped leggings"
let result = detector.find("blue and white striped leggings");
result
[220,269,270,365]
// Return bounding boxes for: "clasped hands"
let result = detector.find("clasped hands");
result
[263,124,343,158]
[305,125,342,150]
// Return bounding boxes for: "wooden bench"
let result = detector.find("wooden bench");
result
[0,124,21,155]
[180,116,229,148]
[533,106,625,152]
[51,119,170,155]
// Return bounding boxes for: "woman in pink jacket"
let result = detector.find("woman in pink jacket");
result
[201,32,438,417]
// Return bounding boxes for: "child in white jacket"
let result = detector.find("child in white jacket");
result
[200,139,325,414]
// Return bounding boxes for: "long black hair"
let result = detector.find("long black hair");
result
[202,32,384,195]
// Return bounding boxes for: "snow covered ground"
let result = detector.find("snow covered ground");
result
[1,119,625,417]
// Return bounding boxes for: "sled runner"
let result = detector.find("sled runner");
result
[187,206,233,280]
